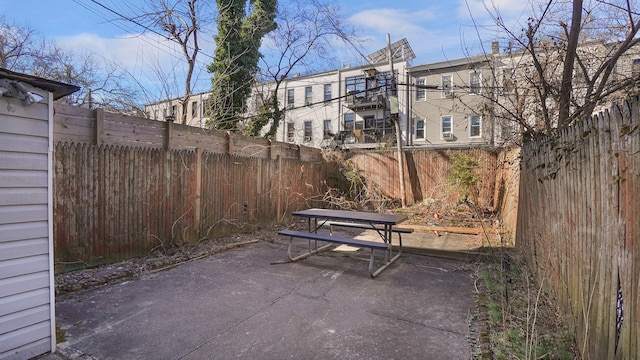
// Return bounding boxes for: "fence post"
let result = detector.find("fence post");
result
[277,155,282,222]
[95,108,104,146]
[165,121,174,150]
[194,148,202,233]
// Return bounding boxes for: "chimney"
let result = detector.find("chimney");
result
[491,41,499,54]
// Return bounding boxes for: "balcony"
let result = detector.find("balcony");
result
[346,93,386,111]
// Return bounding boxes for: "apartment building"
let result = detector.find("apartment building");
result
[271,60,410,149]
[407,54,497,148]
[145,92,210,128]
[144,39,415,149]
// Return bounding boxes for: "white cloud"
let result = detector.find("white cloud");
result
[459,0,533,29]
[53,32,216,100]
[347,6,478,63]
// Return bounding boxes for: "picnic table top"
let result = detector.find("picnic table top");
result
[291,208,408,225]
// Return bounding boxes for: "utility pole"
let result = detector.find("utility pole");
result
[387,34,406,208]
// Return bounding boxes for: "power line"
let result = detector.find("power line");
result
[77,0,216,60]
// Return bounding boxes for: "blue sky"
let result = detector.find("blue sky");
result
[0,0,533,102]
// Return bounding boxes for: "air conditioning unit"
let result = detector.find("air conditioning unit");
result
[287,104,294,109]
[287,137,295,143]
[303,136,312,142]
[442,132,454,140]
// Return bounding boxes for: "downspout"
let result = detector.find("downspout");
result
[47,91,56,353]
[338,68,343,132]
[406,69,411,146]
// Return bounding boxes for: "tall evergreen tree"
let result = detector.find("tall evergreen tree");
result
[207,0,277,130]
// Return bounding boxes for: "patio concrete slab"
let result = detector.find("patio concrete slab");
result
[47,239,475,360]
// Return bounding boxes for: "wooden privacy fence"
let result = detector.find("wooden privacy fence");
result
[517,97,640,359]
[53,143,327,272]
[348,148,501,208]
[53,104,321,162]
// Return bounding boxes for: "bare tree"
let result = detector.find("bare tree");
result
[0,16,139,111]
[243,0,359,137]
[123,0,213,123]
[475,0,640,141]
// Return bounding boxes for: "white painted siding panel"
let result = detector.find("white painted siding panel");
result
[0,338,50,360]
[0,239,48,261]
[0,189,47,206]
[0,321,50,359]
[0,86,54,358]
[0,255,49,280]
[0,204,48,224]
[0,101,48,121]
[0,273,49,298]
[0,287,49,318]
[0,169,48,188]
[0,223,48,243]
[0,152,47,171]
[0,133,48,154]
[0,305,49,334]
[0,115,48,137]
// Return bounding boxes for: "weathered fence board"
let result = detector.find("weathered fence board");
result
[53,141,326,272]
[517,97,640,359]
[347,148,499,208]
[53,104,317,161]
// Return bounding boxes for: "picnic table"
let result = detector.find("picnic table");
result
[278,208,411,278]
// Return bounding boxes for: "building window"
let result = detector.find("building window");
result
[502,68,515,94]
[441,75,453,98]
[344,113,355,132]
[470,71,481,94]
[287,122,294,142]
[632,59,640,78]
[191,101,198,118]
[323,120,332,138]
[441,116,452,136]
[304,121,312,141]
[416,79,427,101]
[171,105,177,116]
[345,75,365,98]
[324,84,332,102]
[287,89,295,108]
[416,78,426,101]
[305,86,312,105]
[470,115,481,137]
[416,119,425,139]
[154,110,158,120]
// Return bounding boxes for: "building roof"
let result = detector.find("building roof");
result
[366,38,416,64]
[407,54,491,73]
[0,68,80,99]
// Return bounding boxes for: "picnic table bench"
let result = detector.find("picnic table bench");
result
[278,208,410,278]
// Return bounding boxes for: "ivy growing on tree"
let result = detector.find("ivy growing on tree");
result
[207,0,277,130]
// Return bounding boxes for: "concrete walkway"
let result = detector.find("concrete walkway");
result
[46,239,475,360]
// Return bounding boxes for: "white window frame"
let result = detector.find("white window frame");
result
[441,75,453,98]
[441,116,453,138]
[469,71,481,95]
[415,118,425,140]
[287,122,295,142]
[469,115,482,138]
[324,84,332,102]
[305,86,313,105]
[415,78,426,101]
[323,119,332,137]
[303,121,312,141]
[287,89,295,108]
[191,101,198,118]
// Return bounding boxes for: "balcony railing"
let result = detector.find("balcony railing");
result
[346,93,386,111]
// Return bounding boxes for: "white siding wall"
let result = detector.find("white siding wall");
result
[0,89,55,359]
